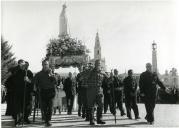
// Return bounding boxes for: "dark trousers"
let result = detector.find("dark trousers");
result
[104,93,110,113]
[40,89,55,123]
[78,88,87,117]
[24,93,32,120]
[66,96,75,114]
[104,93,115,114]
[115,91,125,115]
[87,88,103,122]
[125,96,139,118]
[144,98,156,122]
[89,97,103,122]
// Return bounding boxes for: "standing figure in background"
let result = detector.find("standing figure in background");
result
[53,75,65,115]
[63,72,77,115]
[113,69,126,116]
[139,63,169,124]
[76,67,84,117]
[102,72,116,115]
[102,72,114,114]
[5,67,16,116]
[123,69,140,120]
[102,72,110,114]
[34,60,56,127]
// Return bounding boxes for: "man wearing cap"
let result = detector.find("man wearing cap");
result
[86,60,105,125]
[139,63,169,124]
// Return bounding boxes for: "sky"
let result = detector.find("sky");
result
[1,0,179,74]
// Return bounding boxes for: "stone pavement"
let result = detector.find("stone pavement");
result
[1,103,179,127]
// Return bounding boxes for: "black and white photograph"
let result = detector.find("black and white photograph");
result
[1,0,179,127]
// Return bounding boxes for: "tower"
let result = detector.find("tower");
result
[90,32,106,71]
[94,32,101,60]
[59,4,68,37]
[152,40,158,73]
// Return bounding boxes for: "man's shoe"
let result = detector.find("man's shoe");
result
[82,114,86,118]
[145,116,148,121]
[67,112,72,115]
[147,121,154,125]
[97,120,106,124]
[24,119,31,124]
[45,122,52,127]
[121,113,126,116]
[135,117,141,120]
[85,118,89,121]
[78,112,81,117]
[90,121,95,125]
[14,119,20,127]
[128,117,132,119]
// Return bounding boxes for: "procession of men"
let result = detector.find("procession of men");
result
[3,58,171,127]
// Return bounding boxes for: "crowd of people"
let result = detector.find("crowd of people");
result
[4,59,170,127]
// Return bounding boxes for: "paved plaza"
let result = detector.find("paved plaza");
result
[1,103,179,127]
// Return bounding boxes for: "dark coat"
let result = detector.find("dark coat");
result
[139,71,165,99]
[102,76,112,95]
[63,77,76,97]
[12,68,34,116]
[13,68,33,94]
[123,76,138,98]
[113,76,123,92]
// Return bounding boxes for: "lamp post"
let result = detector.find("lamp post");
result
[152,41,157,51]
[152,40,158,73]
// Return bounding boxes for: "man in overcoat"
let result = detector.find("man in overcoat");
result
[139,63,168,124]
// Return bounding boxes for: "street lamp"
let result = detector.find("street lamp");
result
[152,41,157,50]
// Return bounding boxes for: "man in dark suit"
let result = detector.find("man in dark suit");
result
[63,72,76,115]
[113,69,125,116]
[139,63,169,124]
[123,69,140,119]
